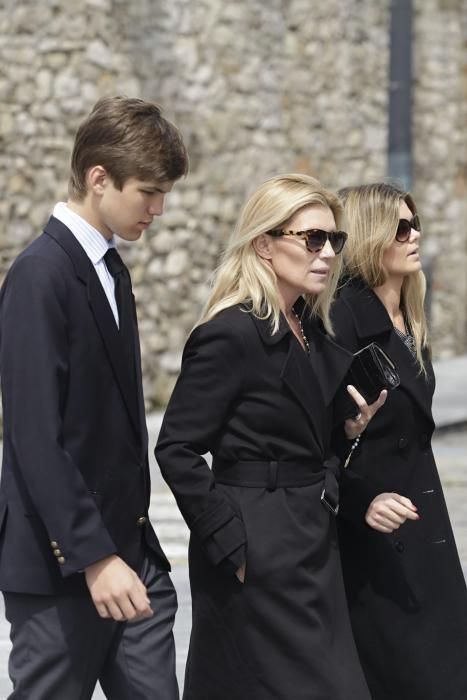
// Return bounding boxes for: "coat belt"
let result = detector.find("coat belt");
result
[213,457,341,516]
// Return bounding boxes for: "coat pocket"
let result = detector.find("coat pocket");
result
[416,488,448,544]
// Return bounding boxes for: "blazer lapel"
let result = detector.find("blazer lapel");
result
[132,297,149,456]
[44,217,141,438]
[87,273,141,436]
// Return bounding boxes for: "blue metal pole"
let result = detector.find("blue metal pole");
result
[388,0,413,190]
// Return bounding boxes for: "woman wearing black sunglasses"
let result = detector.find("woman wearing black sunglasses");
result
[155,173,387,699]
[331,182,467,700]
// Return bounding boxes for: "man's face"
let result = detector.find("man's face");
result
[97,177,175,241]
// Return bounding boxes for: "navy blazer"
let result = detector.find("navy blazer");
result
[0,217,168,594]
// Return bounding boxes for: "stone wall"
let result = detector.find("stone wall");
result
[413,0,467,356]
[1,0,466,407]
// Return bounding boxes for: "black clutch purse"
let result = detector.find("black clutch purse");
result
[336,342,400,420]
[348,342,400,403]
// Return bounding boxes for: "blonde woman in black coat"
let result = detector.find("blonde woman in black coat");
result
[155,174,391,700]
[332,182,467,700]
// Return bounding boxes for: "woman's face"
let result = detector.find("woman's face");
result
[382,199,422,280]
[261,204,338,306]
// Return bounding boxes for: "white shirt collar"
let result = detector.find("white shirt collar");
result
[52,202,116,264]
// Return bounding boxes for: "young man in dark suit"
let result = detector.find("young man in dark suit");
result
[0,96,188,699]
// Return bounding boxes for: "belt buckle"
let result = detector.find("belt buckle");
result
[320,487,339,516]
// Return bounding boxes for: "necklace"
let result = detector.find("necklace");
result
[292,309,310,353]
[394,325,417,358]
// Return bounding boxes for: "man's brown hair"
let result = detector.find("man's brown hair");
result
[69,96,188,200]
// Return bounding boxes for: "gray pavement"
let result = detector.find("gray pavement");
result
[432,354,467,431]
[0,355,466,698]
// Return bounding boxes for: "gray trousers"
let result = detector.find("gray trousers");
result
[3,554,179,700]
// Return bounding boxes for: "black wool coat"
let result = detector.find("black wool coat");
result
[156,304,372,700]
[0,217,168,595]
[331,280,467,700]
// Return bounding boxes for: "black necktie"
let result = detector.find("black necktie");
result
[104,248,138,388]
[104,248,132,329]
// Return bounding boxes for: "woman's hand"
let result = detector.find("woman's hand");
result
[235,562,246,583]
[365,492,420,533]
[344,385,388,440]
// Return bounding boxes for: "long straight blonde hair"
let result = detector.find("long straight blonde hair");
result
[198,173,344,334]
[338,182,429,371]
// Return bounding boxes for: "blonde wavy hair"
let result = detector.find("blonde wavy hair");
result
[338,182,429,371]
[198,173,344,334]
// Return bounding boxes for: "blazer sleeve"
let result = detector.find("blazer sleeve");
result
[155,317,248,574]
[0,255,117,576]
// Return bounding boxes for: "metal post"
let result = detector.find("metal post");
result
[388,0,413,190]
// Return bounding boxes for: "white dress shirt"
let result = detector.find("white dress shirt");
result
[52,202,120,327]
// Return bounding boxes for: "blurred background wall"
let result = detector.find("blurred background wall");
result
[1,0,466,407]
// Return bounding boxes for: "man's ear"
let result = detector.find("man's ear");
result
[253,234,273,260]
[87,165,108,195]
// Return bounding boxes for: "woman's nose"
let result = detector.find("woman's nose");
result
[319,239,336,259]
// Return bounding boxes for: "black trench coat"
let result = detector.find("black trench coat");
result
[156,304,371,700]
[331,280,467,700]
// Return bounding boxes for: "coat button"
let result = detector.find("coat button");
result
[57,556,65,564]
[395,541,405,553]
[53,549,62,557]
[136,516,147,526]
[398,437,408,449]
[50,541,59,548]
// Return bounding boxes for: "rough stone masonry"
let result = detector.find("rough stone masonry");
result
[1,0,466,408]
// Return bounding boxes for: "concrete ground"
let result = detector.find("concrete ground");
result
[0,354,465,698]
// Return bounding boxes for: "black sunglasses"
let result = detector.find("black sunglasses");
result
[396,215,421,242]
[267,228,348,254]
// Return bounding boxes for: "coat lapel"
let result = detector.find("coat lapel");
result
[249,304,353,452]
[340,282,434,426]
[385,331,434,427]
[280,337,326,450]
[44,217,142,438]
[305,316,354,408]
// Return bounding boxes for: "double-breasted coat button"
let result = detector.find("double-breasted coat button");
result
[53,549,62,557]
[57,556,65,564]
[395,541,405,553]
[398,437,408,449]
[136,516,147,526]
[50,541,58,548]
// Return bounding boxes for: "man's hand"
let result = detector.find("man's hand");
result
[85,554,153,622]
[365,492,420,533]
